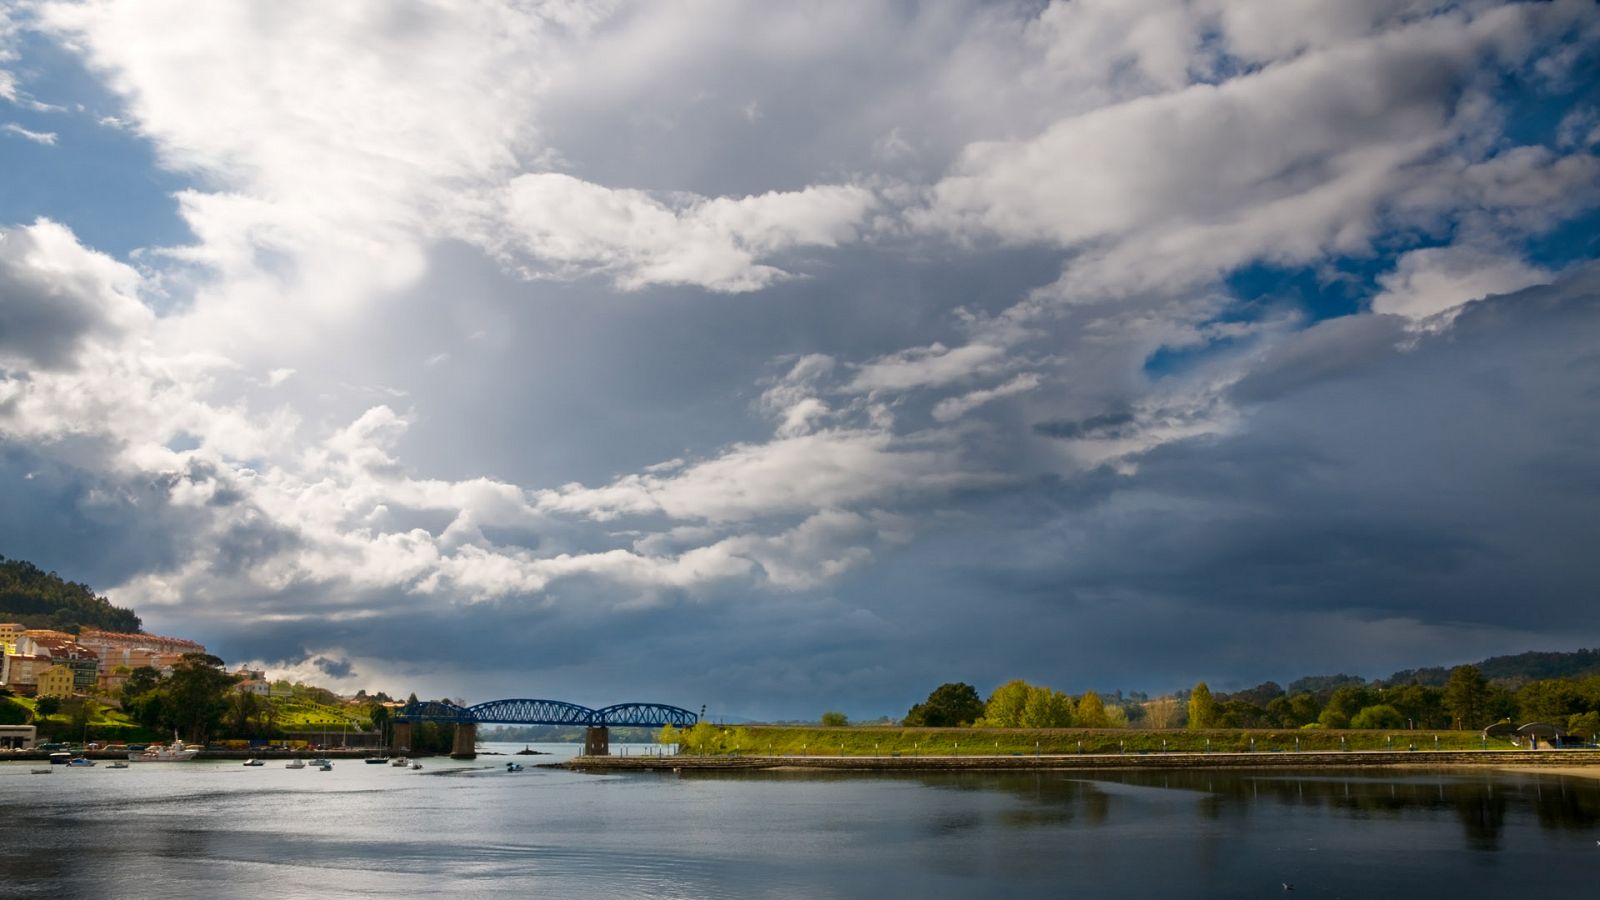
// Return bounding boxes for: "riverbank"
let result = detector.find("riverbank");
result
[1,748,437,762]
[563,748,1600,773]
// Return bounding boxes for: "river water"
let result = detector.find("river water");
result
[2,742,1597,898]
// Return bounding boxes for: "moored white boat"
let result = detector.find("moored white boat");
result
[389,756,409,767]
[130,740,199,762]
[285,759,306,769]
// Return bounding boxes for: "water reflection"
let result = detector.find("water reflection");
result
[710,767,1600,853]
[3,762,1597,898]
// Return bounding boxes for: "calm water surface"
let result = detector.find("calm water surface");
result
[2,742,1597,898]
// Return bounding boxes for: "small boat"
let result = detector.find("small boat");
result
[505,762,523,772]
[317,762,333,771]
[308,758,332,768]
[411,762,422,770]
[108,761,129,769]
[30,768,51,775]
[364,754,389,764]
[66,757,96,767]
[390,756,410,767]
[242,758,264,767]
[285,759,306,769]
[49,751,73,765]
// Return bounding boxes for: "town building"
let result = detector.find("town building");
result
[0,653,50,694]
[0,623,23,653]
[0,724,36,749]
[15,633,99,693]
[235,678,271,696]
[78,627,206,656]
[35,664,76,699]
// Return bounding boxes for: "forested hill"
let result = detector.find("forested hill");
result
[1383,648,1600,687]
[0,555,141,633]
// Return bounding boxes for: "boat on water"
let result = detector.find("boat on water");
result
[108,761,129,769]
[364,755,389,764]
[48,751,73,765]
[242,758,264,767]
[285,759,306,769]
[506,762,524,772]
[308,757,332,768]
[30,768,51,775]
[131,740,199,762]
[389,756,410,767]
[411,762,422,770]
[66,757,96,767]
[317,762,333,771]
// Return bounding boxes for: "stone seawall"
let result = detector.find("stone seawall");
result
[563,749,1600,773]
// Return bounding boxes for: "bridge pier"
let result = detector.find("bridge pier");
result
[391,721,412,753]
[584,726,610,756]
[451,722,477,759]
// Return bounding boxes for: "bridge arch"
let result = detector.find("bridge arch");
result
[467,698,597,726]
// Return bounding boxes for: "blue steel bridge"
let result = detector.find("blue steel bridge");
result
[392,697,698,758]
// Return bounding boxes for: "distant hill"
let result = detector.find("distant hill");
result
[0,555,141,634]
[1383,648,1600,687]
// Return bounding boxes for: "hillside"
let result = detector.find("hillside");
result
[1383,648,1600,687]
[0,555,141,633]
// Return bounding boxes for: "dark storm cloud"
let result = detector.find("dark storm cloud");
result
[844,268,1600,695]
[1032,411,1137,441]
[312,656,353,679]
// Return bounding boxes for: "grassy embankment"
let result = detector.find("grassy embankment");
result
[3,694,152,741]
[682,725,1515,756]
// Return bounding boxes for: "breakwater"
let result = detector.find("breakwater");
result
[564,748,1600,773]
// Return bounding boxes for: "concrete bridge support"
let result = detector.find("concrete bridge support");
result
[584,726,610,756]
[451,722,477,759]
[391,721,412,753]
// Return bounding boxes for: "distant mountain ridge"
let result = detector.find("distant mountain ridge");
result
[1382,648,1600,687]
[0,555,141,634]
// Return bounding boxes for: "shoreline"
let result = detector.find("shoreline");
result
[562,748,1600,774]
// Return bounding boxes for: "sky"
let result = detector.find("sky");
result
[1,1,1598,720]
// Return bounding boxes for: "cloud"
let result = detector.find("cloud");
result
[2,2,1599,713]
[932,373,1042,422]
[2,122,55,144]
[0,219,152,370]
[918,3,1598,304]
[490,173,876,291]
[1371,244,1551,320]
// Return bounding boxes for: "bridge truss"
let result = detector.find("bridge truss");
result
[394,697,698,728]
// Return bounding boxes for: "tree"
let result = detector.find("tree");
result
[820,711,849,727]
[981,680,1031,728]
[1075,691,1109,728]
[227,690,261,737]
[1568,711,1600,739]
[1349,704,1406,729]
[1020,687,1074,728]
[656,723,680,746]
[1187,682,1216,729]
[1144,696,1182,729]
[1443,665,1489,730]
[162,653,235,743]
[1517,679,1579,723]
[904,683,984,727]
[36,696,61,718]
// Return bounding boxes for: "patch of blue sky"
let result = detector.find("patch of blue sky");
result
[1494,37,1599,149]
[0,30,194,260]
[1527,207,1600,268]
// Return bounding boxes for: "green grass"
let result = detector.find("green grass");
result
[678,725,1516,756]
